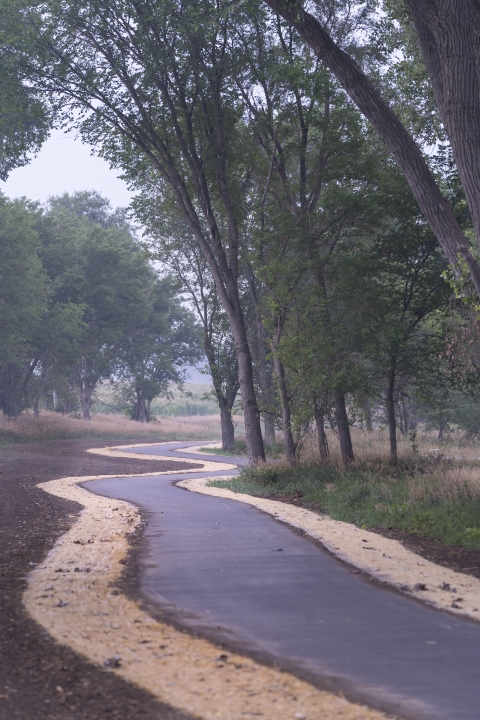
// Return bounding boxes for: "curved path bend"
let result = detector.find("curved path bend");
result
[85,441,480,720]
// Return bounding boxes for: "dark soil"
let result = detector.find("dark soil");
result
[368,526,480,581]
[268,492,480,582]
[0,438,200,720]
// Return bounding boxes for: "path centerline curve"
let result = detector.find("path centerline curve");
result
[24,441,387,720]
[24,441,480,720]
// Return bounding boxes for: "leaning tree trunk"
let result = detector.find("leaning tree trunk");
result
[314,405,329,465]
[220,403,235,452]
[386,361,398,464]
[261,0,480,297]
[274,356,296,465]
[334,390,354,465]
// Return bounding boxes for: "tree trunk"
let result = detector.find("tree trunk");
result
[334,390,354,465]
[136,392,147,423]
[247,267,276,449]
[254,301,276,446]
[438,416,449,440]
[400,401,409,435]
[80,394,91,421]
[273,356,296,465]
[364,398,373,431]
[396,402,405,435]
[314,405,329,465]
[406,1,480,252]
[220,404,235,451]
[264,415,276,446]
[386,362,398,464]
[233,331,265,464]
[262,0,480,297]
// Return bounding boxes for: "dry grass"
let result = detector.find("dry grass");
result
[0,411,224,443]
[297,427,480,501]
[300,426,480,464]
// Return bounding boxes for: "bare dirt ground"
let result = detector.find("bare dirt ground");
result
[0,438,200,720]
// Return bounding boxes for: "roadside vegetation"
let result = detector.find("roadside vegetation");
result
[210,429,480,551]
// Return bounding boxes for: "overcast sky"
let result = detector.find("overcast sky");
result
[0,129,209,383]
[0,129,133,207]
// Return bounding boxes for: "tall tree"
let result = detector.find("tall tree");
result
[12,0,266,461]
[116,276,202,423]
[39,194,153,419]
[0,8,51,180]
[0,194,82,416]
[0,195,48,416]
[233,11,374,463]
[260,0,480,300]
[138,208,240,450]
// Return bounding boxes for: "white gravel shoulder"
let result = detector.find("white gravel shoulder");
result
[24,462,387,720]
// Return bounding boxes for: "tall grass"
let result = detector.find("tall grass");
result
[0,411,222,443]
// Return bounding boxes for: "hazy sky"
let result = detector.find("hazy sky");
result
[0,129,133,208]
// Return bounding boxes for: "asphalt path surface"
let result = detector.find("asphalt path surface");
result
[88,442,480,720]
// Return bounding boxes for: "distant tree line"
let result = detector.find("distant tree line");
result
[0,191,202,421]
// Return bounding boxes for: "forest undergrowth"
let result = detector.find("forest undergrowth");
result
[209,429,480,551]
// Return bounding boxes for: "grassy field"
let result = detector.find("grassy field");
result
[0,411,222,444]
[209,428,480,550]
[151,383,219,416]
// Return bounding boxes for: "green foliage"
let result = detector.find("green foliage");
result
[0,195,48,415]
[115,275,202,421]
[0,191,202,419]
[0,0,51,179]
[210,461,480,550]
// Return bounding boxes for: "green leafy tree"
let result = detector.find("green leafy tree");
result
[233,12,379,463]
[0,194,82,416]
[38,193,153,418]
[0,3,51,179]
[261,0,480,301]
[138,209,240,448]
[0,195,48,415]
[116,276,202,422]
[9,0,266,461]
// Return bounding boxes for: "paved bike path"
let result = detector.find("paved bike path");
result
[87,442,480,720]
